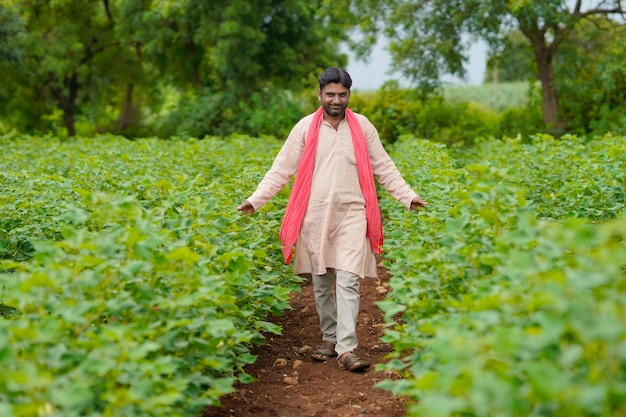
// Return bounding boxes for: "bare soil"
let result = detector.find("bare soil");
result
[203,259,408,417]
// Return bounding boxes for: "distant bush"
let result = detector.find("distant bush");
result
[497,105,544,139]
[588,104,626,137]
[129,78,607,147]
[350,82,500,146]
[152,88,310,139]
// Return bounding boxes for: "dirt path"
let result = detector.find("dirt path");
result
[203,260,408,417]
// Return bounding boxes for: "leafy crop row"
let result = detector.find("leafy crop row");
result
[2,132,624,417]
[0,134,296,417]
[378,134,626,416]
[453,133,626,221]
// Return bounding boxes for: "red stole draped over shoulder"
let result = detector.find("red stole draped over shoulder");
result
[278,107,383,264]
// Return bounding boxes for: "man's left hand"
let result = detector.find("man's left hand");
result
[410,196,428,211]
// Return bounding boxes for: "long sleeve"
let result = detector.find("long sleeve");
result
[246,115,312,211]
[358,115,419,209]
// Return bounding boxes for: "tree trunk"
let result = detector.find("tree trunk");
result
[63,107,76,137]
[51,72,79,137]
[533,43,563,131]
[492,65,498,102]
[115,83,140,131]
[64,74,79,137]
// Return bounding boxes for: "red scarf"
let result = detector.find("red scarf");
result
[278,107,383,264]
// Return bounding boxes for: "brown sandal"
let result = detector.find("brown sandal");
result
[311,341,337,362]
[338,352,371,372]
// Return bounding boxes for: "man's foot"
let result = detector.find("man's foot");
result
[311,341,338,362]
[338,352,370,372]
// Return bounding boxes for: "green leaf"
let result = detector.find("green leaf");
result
[238,372,257,384]
[376,300,406,320]
[466,164,489,173]
[37,316,61,343]
[18,272,55,291]
[0,345,12,364]
[237,352,257,365]
[50,381,94,409]
[524,362,568,400]
[412,393,465,417]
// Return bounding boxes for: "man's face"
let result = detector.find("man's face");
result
[318,83,350,118]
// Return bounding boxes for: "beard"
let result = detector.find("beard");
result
[322,102,346,117]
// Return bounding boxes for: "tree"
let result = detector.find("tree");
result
[0,3,21,65]
[554,17,626,133]
[0,3,25,127]
[122,0,344,95]
[339,0,626,131]
[133,0,345,132]
[487,17,626,134]
[1,0,347,137]
[0,0,135,136]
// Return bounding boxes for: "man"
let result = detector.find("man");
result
[237,67,427,372]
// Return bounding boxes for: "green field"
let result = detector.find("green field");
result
[1,132,625,416]
[442,81,532,111]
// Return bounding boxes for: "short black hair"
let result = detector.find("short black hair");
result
[319,67,352,90]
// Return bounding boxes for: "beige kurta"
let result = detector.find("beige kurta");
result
[247,111,418,278]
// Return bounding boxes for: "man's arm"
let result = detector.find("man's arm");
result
[361,117,427,210]
[236,117,309,214]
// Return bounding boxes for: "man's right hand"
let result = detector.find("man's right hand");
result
[237,200,255,215]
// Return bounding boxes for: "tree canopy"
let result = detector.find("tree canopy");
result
[340,0,626,130]
[2,1,625,138]
[487,17,626,133]
[0,0,346,137]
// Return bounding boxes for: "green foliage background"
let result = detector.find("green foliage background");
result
[1,1,625,142]
[0,134,296,416]
[377,133,625,416]
[1,131,624,416]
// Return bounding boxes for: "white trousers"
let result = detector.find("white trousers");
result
[312,268,360,357]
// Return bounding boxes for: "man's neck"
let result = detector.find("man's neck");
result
[323,112,345,130]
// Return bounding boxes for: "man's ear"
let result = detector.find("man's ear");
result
[317,89,321,101]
